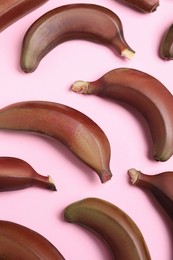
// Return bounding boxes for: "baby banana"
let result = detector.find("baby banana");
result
[128,168,173,222]
[72,68,173,161]
[160,24,173,60]
[64,197,151,259]
[20,3,135,73]
[0,220,65,259]
[0,101,112,183]
[0,0,49,32]
[118,0,159,12]
[0,156,56,191]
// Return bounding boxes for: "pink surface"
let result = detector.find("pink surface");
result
[0,0,172,259]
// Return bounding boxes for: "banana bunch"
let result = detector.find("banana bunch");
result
[0,1,172,260]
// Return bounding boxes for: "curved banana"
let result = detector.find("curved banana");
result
[72,68,173,161]
[128,168,173,222]
[20,3,135,73]
[0,156,56,191]
[118,0,159,13]
[64,197,151,259]
[160,24,173,60]
[0,101,112,183]
[0,220,65,259]
[0,0,48,32]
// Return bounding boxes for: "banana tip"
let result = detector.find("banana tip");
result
[153,152,170,162]
[100,169,112,183]
[121,49,135,60]
[71,81,89,94]
[151,4,159,12]
[48,175,57,191]
[128,168,139,184]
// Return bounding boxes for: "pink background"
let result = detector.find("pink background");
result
[0,0,173,259]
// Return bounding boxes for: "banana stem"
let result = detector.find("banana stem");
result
[72,81,89,94]
[121,49,135,59]
[34,174,57,191]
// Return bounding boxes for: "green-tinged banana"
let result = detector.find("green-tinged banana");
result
[64,197,151,259]
[0,0,49,32]
[20,3,135,73]
[0,101,112,183]
[116,0,159,12]
[0,220,65,259]
[72,68,173,161]
[0,156,56,191]
[128,168,173,222]
[160,24,173,60]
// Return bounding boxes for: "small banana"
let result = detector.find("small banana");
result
[0,156,56,191]
[72,68,173,161]
[0,0,48,32]
[64,197,151,259]
[0,220,65,259]
[0,101,112,183]
[128,168,173,222]
[117,0,159,12]
[20,3,135,73]
[160,24,173,60]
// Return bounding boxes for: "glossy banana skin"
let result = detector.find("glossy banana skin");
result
[119,0,159,12]
[0,156,56,191]
[0,220,65,259]
[160,24,173,60]
[64,197,151,260]
[72,68,173,161]
[0,234,40,259]
[20,3,135,73]
[0,0,48,32]
[0,101,112,183]
[128,168,173,222]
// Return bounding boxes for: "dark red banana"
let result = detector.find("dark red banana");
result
[0,220,65,259]
[0,101,112,183]
[20,3,135,72]
[160,24,173,60]
[128,168,173,222]
[0,0,48,32]
[0,156,56,191]
[117,0,159,12]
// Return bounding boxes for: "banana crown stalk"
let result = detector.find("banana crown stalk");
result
[128,168,173,222]
[20,3,135,73]
[64,197,151,260]
[0,101,112,183]
[72,67,173,161]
